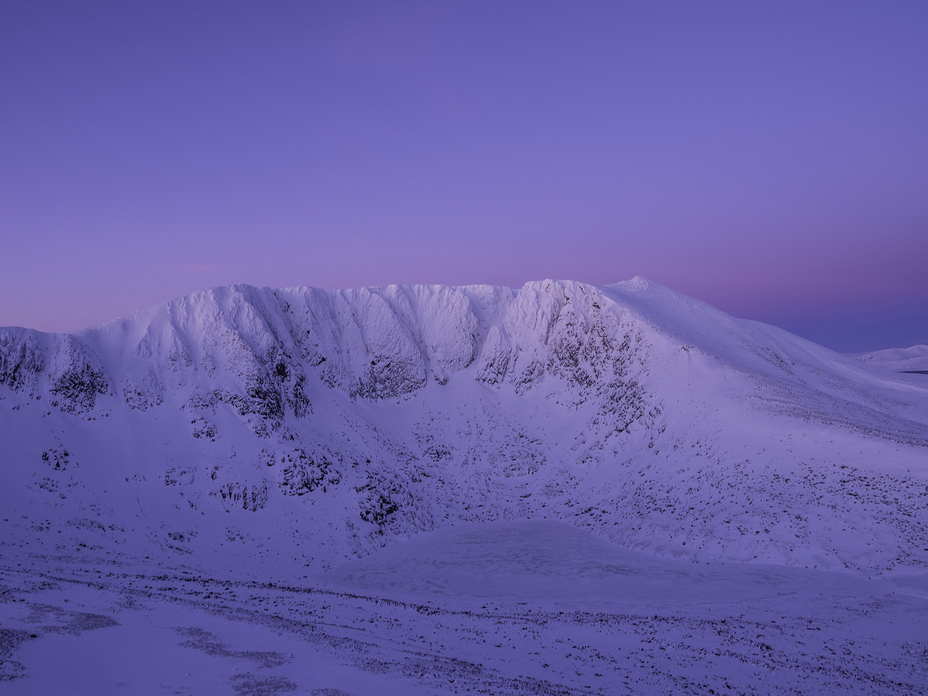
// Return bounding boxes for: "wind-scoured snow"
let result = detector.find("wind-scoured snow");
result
[1,278,927,694]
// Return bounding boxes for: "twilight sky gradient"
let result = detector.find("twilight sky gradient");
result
[2,1,927,352]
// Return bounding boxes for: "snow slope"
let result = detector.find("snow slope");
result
[2,277,927,694]
[856,344,928,373]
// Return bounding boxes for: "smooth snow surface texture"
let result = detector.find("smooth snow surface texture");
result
[856,344,928,373]
[324,519,893,605]
[2,278,928,694]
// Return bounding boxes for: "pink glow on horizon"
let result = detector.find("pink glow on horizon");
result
[1,2,926,351]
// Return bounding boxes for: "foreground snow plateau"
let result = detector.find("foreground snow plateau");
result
[1,278,926,694]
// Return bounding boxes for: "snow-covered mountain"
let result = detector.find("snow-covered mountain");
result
[3,277,928,694]
[2,277,926,576]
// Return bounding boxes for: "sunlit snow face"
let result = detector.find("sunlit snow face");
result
[2,273,928,693]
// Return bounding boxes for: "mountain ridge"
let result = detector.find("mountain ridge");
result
[1,278,927,580]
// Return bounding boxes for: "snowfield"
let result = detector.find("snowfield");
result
[1,278,926,694]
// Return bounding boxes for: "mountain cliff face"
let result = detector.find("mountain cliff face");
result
[1,278,927,578]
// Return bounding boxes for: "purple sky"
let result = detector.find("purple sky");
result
[2,1,927,352]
